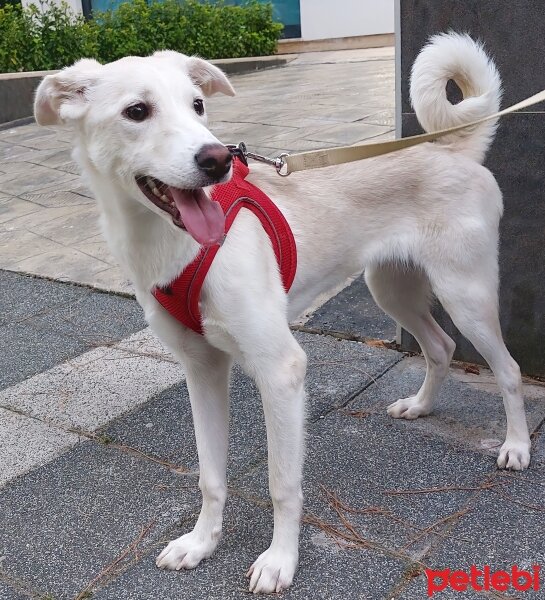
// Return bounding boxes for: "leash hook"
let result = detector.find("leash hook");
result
[227,142,291,176]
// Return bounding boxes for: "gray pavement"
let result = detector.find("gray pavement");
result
[1,269,544,600]
[1,47,544,600]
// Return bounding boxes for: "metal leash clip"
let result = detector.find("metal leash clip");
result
[227,142,290,176]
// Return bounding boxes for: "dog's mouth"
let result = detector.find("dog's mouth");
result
[136,176,225,246]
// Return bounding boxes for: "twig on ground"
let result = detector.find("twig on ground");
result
[319,484,470,544]
[383,482,497,495]
[84,431,193,475]
[400,508,469,550]
[302,512,370,550]
[74,520,155,600]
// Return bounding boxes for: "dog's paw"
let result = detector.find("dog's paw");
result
[497,440,531,471]
[246,547,297,594]
[387,396,431,420]
[156,531,219,571]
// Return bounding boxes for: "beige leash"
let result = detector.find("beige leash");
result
[277,89,545,176]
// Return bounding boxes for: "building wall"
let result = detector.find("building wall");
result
[300,0,394,40]
[22,0,82,13]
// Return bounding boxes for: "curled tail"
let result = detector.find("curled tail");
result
[410,32,502,164]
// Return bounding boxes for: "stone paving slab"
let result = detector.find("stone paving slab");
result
[306,273,397,341]
[0,196,39,225]
[19,189,93,209]
[115,327,176,362]
[349,356,545,458]
[0,270,82,326]
[0,407,80,489]
[9,204,102,247]
[0,581,29,600]
[93,495,410,600]
[73,234,115,264]
[235,411,495,560]
[13,248,112,288]
[20,179,94,202]
[0,229,66,270]
[0,271,145,390]
[0,167,76,197]
[0,440,200,600]
[0,331,182,432]
[400,468,545,600]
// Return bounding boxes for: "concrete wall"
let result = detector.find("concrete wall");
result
[300,0,394,40]
[398,0,545,376]
[0,71,53,127]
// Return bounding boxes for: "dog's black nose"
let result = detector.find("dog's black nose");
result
[195,144,232,180]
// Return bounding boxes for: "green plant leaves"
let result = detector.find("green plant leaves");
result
[0,0,283,72]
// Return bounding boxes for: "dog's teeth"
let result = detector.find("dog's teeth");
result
[145,178,161,197]
[161,194,169,202]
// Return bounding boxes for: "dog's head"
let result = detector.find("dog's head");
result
[34,51,236,246]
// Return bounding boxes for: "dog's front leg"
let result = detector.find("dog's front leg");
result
[156,341,232,570]
[245,333,307,594]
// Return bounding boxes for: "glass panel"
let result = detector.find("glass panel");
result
[226,0,301,38]
[88,0,301,38]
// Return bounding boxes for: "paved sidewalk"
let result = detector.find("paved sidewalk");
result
[0,47,394,294]
[1,47,545,600]
[1,270,544,600]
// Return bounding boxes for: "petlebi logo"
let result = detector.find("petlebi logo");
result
[425,565,541,596]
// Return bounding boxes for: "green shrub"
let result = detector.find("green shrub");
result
[0,0,282,73]
[0,2,99,71]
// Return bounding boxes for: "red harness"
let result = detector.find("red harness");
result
[152,157,297,334]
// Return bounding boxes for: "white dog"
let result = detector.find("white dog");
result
[34,32,530,593]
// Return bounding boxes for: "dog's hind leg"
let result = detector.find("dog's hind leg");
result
[242,327,306,594]
[156,337,232,570]
[365,263,455,419]
[429,263,531,470]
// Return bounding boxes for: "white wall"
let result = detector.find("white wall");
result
[300,0,394,41]
[22,0,83,15]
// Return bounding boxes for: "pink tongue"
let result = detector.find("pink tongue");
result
[169,187,225,246]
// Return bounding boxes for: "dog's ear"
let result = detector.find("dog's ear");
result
[186,57,236,97]
[34,58,102,126]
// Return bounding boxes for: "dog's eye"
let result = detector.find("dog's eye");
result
[193,98,205,116]
[124,103,150,122]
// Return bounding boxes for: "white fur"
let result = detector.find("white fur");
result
[34,34,531,594]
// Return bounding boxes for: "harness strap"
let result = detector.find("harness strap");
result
[152,157,297,334]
